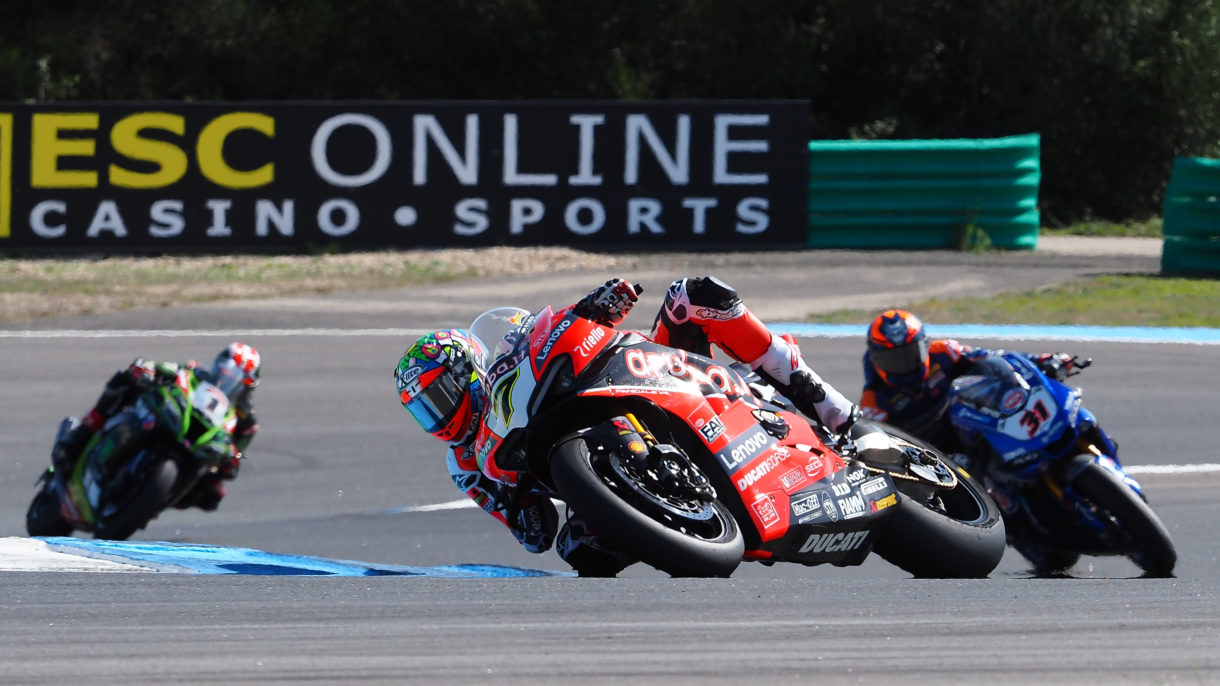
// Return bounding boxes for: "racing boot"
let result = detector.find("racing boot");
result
[557,515,637,578]
[750,333,859,433]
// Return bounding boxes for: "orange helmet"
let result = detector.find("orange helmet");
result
[867,309,930,389]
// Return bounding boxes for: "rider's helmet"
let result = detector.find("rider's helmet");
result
[210,342,262,402]
[867,309,930,389]
[396,329,487,443]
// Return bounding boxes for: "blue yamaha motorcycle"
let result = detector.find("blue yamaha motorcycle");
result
[946,352,1176,577]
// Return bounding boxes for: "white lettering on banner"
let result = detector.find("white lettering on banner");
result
[509,198,546,234]
[312,114,392,187]
[831,482,851,497]
[625,114,690,185]
[255,199,294,237]
[318,199,359,237]
[413,114,479,185]
[87,200,126,237]
[565,198,605,235]
[29,200,66,238]
[205,199,232,237]
[454,198,490,236]
[12,107,792,243]
[714,114,768,185]
[568,114,604,186]
[504,115,558,187]
[737,197,768,234]
[149,199,184,237]
[798,530,869,554]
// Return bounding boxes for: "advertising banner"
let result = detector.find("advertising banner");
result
[0,101,809,252]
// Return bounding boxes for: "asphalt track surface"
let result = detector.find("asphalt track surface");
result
[2,238,1218,684]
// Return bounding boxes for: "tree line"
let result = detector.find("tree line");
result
[3,0,1217,224]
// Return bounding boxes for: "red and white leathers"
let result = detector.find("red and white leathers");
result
[444,275,858,576]
[650,276,858,433]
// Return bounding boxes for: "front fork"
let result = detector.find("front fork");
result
[611,413,717,503]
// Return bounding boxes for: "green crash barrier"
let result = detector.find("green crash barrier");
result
[807,134,1041,250]
[1162,156,1220,276]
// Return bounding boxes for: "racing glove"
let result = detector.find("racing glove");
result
[1036,352,1092,381]
[573,279,643,327]
[508,492,559,554]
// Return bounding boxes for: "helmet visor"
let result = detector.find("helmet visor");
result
[210,358,247,400]
[404,368,471,435]
[871,336,930,377]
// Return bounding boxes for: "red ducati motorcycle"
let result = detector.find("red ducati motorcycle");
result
[470,306,1006,578]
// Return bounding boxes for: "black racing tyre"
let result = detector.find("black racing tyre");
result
[550,437,744,578]
[1071,460,1176,577]
[93,459,178,541]
[870,427,1006,578]
[26,482,73,537]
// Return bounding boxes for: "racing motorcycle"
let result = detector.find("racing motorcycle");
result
[468,306,1006,578]
[945,352,1176,577]
[25,368,238,540]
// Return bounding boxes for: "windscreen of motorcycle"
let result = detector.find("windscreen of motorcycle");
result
[469,307,534,371]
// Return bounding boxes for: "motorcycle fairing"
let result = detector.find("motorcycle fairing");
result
[949,353,1083,475]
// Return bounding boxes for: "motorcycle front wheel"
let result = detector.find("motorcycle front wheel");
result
[550,436,744,578]
[26,471,73,537]
[1071,460,1176,577]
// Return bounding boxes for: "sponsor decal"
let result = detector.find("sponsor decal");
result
[396,364,423,395]
[720,427,770,471]
[831,482,852,497]
[575,326,606,358]
[734,447,790,490]
[535,317,572,366]
[821,490,839,522]
[692,302,746,321]
[798,530,870,554]
[751,496,780,529]
[845,468,868,484]
[487,348,527,385]
[859,476,888,496]
[779,467,805,490]
[1001,387,1028,413]
[869,493,897,512]
[699,416,726,443]
[790,492,820,517]
[837,494,866,519]
[475,434,501,470]
[804,456,824,477]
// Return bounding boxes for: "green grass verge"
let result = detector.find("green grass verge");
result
[810,275,1220,328]
[1041,218,1163,238]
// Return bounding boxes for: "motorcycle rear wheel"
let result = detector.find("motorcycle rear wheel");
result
[26,474,73,537]
[871,427,1006,578]
[93,459,178,541]
[550,436,744,578]
[1071,460,1176,577]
